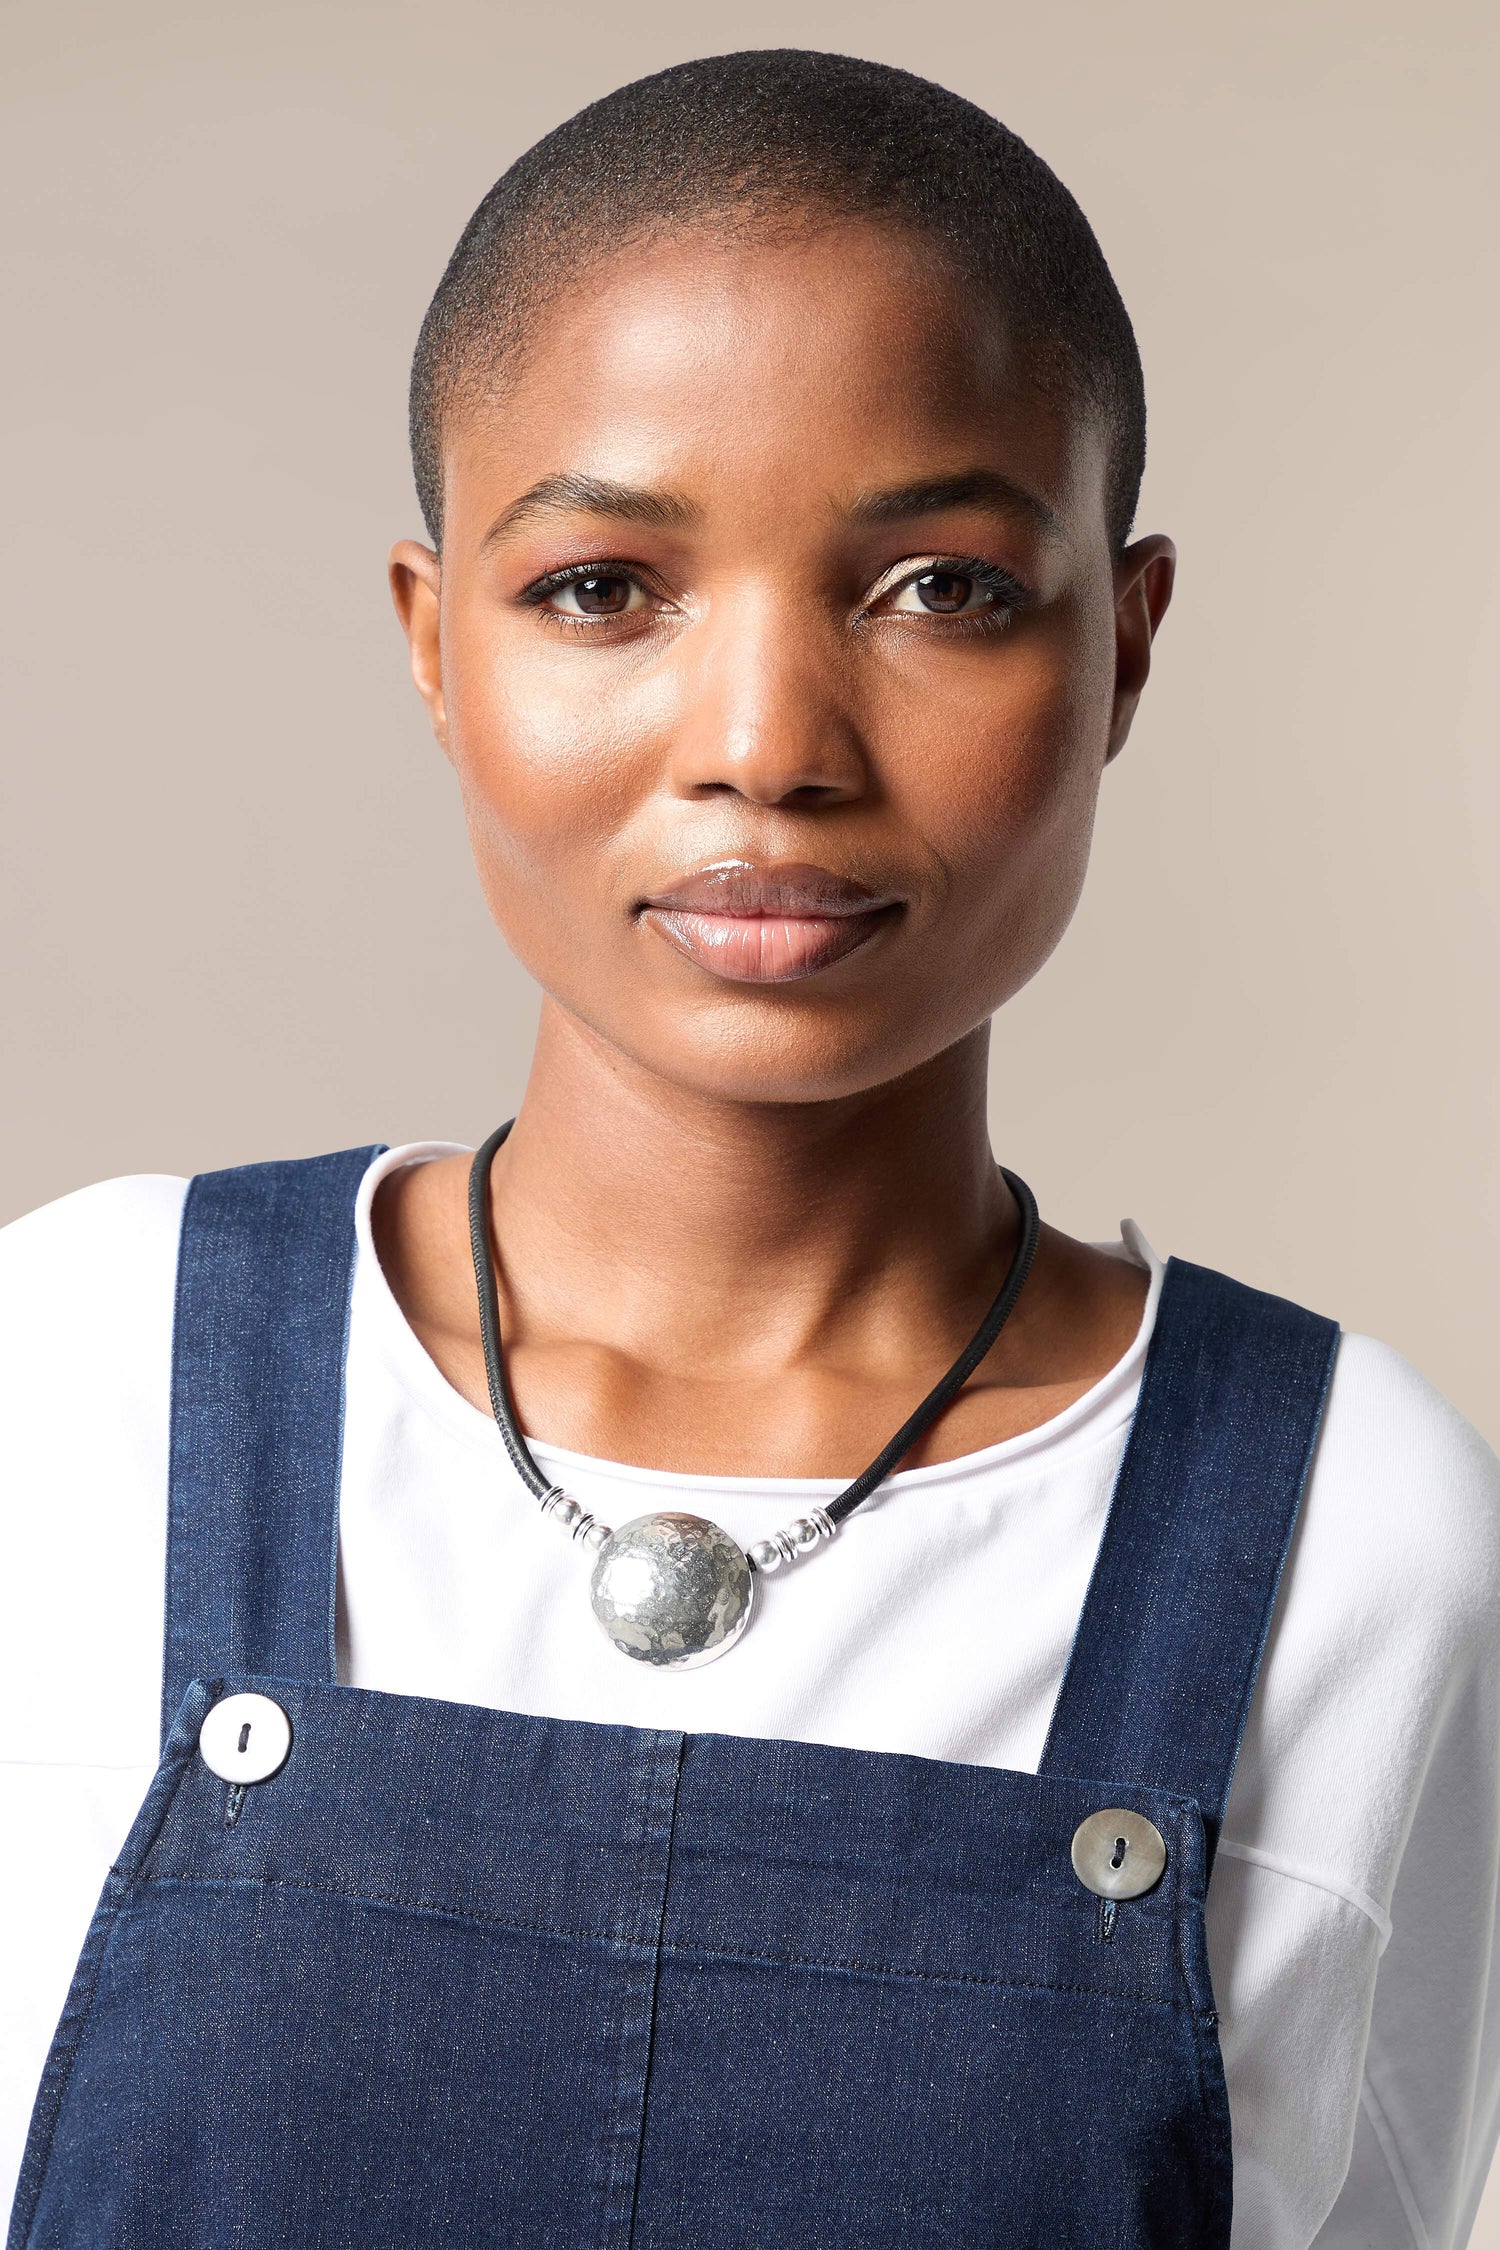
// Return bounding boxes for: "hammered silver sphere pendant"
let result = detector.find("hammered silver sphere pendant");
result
[589,1511,755,1669]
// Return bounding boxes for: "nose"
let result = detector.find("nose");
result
[665,590,870,807]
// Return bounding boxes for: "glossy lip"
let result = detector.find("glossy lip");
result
[638,859,905,985]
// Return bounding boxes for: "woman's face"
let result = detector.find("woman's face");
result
[392,219,1173,1104]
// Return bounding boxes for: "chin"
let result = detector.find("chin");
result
[616,1010,963,1109]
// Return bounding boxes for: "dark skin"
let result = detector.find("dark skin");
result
[384,217,1175,1476]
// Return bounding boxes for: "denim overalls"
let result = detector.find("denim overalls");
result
[9,1148,1338,2248]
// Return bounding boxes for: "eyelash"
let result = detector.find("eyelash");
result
[516,560,656,631]
[515,555,1033,636]
[882,556,1032,637]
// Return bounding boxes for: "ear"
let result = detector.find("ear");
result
[1105,534,1176,764]
[388,540,449,755]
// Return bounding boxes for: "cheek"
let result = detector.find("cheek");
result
[919,605,1113,886]
[442,621,664,931]
[904,601,1116,1006]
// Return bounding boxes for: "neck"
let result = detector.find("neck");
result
[489,1000,1013,1370]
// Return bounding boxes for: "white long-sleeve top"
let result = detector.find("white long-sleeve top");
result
[2,1142,1499,2245]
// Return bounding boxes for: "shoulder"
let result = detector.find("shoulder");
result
[0,1171,190,1434]
[1311,1327,1500,1628]
[1225,1319,1500,1890]
[0,1175,190,1769]
[0,1170,190,1306]
[1277,1322,1500,1705]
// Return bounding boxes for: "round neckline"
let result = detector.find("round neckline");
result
[353,1140,1163,1496]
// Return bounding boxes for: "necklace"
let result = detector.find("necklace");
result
[468,1121,1040,1669]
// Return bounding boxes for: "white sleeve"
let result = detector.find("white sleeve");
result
[1306,1360,1500,2248]
[0,1174,184,2230]
[1310,1701,1500,2245]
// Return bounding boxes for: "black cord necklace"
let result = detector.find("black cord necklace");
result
[468,1120,1041,1669]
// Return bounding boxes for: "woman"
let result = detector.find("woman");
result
[3,49,1497,2250]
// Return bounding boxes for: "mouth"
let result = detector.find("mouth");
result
[638,859,905,985]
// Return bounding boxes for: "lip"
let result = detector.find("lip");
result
[638,859,904,984]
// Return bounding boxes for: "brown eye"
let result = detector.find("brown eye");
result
[542,571,648,620]
[566,575,632,614]
[885,564,1012,621]
[910,570,979,613]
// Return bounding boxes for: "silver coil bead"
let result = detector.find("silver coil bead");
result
[747,1507,837,1574]
[539,1485,613,1553]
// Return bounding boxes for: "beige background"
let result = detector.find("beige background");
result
[3,0,1498,2220]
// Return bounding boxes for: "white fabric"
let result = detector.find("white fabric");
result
[2,1140,1499,2246]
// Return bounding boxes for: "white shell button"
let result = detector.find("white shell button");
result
[199,1692,292,1785]
[1070,1807,1168,1900]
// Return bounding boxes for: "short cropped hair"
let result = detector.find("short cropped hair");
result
[410,50,1146,552]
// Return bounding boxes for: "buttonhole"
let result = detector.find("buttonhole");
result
[1111,1836,1128,1870]
[1098,1898,1117,1944]
[224,1783,247,1832]
[237,1722,252,1755]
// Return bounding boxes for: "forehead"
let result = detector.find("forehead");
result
[442,220,1107,550]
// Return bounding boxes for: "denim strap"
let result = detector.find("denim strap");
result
[161,1146,385,1745]
[1039,1257,1339,1858]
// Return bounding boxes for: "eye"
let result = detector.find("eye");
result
[888,567,999,616]
[868,554,1032,630]
[545,571,647,618]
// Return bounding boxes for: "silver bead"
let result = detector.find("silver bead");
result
[546,1494,582,1531]
[751,1509,837,1573]
[581,1518,612,1553]
[590,1512,754,1668]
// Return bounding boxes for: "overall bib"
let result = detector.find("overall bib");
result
[9,1149,1338,2249]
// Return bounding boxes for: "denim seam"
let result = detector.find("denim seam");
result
[1166,1775,1227,2242]
[158,1172,202,1751]
[1154,1805,1224,2250]
[1209,1325,1340,1847]
[1181,1954,1232,2250]
[137,1871,1191,2006]
[325,1154,381,1682]
[624,1735,686,2250]
[650,1934,1188,2008]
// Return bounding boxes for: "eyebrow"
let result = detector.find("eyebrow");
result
[480,462,1060,551]
[481,473,699,547]
[845,469,1060,534]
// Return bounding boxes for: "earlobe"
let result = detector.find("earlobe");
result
[388,540,450,755]
[1105,535,1176,764]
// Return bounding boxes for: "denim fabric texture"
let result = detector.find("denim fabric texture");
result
[1041,1257,1340,1862]
[9,1152,1340,2249]
[160,1147,387,1737]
